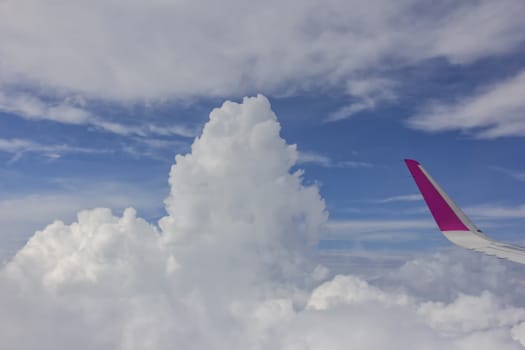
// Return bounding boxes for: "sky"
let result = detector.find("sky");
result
[2,1,525,349]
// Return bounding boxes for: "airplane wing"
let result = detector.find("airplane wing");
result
[405,159,525,264]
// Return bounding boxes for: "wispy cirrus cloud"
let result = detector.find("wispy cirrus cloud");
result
[0,136,190,163]
[0,138,110,162]
[492,166,525,182]
[465,204,525,220]
[325,218,435,235]
[321,218,438,253]
[327,78,397,122]
[0,91,199,138]
[375,193,423,203]
[408,69,525,138]
[297,150,373,168]
[120,138,190,161]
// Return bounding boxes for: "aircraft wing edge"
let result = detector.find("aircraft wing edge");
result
[405,159,525,265]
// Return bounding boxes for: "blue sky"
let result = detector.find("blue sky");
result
[1,0,525,264]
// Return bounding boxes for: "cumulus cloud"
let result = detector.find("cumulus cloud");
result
[408,69,525,138]
[0,181,166,263]
[0,0,524,102]
[2,96,525,349]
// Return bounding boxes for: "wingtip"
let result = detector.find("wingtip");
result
[404,158,470,232]
[404,159,420,167]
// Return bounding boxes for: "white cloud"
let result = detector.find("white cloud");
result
[323,218,436,243]
[493,166,525,182]
[297,150,332,167]
[119,137,191,162]
[326,218,435,233]
[317,248,416,277]
[0,138,109,161]
[408,69,525,138]
[0,181,165,263]
[430,1,525,64]
[0,91,198,138]
[376,193,423,203]
[418,291,525,333]
[464,204,525,220]
[512,322,525,346]
[327,78,397,121]
[297,150,373,168]
[327,100,377,121]
[2,96,525,349]
[383,249,523,302]
[0,95,328,349]
[0,136,190,163]
[307,274,411,310]
[0,1,524,102]
[337,160,375,168]
[284,264,525,350]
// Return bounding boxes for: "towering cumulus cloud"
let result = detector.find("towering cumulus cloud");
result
[159,95,327,291]
[1,95,525,349]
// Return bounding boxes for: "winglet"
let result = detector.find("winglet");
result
[404,159,471,232]
[404,159,525,265]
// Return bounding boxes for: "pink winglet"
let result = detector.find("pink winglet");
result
[405,159,469,231]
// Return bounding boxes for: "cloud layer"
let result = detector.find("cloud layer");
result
[1,0,524,102]
[2,96,525,349]
[409,69,525,138]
